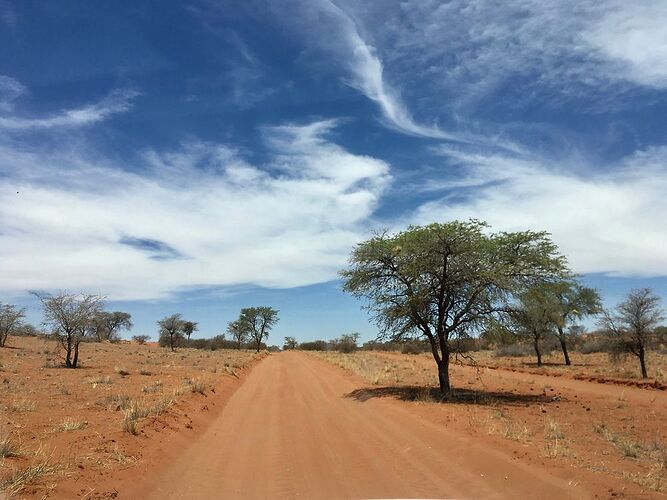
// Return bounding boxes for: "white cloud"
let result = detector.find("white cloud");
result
[271,0,459,140]
[584,1,667,88]
[0,120,391,300]
[0,88,139,130]
[321,1,458,140]
[413,146,667,277]
[0,75,26,111]
[333,0,667,115]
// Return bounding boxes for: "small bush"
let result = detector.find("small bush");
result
[132,334,151,344]
[579,337,615,354]
[114,366,130,377]
[494,344,532,357]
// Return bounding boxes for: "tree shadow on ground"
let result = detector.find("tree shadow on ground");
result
[345,385,555,407]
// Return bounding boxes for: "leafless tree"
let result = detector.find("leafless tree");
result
[33,292,105,368]
[599,288,664,378]
[0,303,26,347]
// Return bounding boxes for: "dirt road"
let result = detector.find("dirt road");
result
[133,351,588,499]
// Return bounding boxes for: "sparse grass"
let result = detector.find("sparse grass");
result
[142,380,163,393]
[56,418,87,432]
[1,450,60,495]
[114,366,130,377]
[9,399,36,412]
[495,419,531,442]
[139,368,152,376]
[185,377,207,394]
[594,423,642,458]
[121,400,150,435]
[0,434,21,458]
[543,419,568,458]
[89,375,113,387]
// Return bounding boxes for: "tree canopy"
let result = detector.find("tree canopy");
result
[235,307,279,352]
[341,220,569,394]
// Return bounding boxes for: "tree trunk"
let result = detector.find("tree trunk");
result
[638,347,648,378]
[557,328,571,366]
[72,342,80,368]
[0,332,6,347]
[255,338,261,353]
[437,357,450,394]
[65,335,73,368]
[533,337,542,367]
[170,333,175,352]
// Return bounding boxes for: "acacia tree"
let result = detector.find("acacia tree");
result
[508,287,556,367]
[548,281,601,365]
[91,311,133,342]
[34,292,105,368]
[182,321,199,343]
[283,336,298,350]
[599,288,664,378]
[157,313,186,352]
[236,307,279,352]
[0,303,26,347]
[341,221,568,395]
[227,319,248,349]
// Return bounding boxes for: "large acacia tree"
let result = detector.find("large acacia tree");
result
[341,221,568,394]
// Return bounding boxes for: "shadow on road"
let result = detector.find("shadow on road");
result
[345,385,555,406]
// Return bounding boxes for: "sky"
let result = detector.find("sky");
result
[1,0,666,343]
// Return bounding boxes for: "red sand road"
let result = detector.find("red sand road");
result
[128,351,588,499]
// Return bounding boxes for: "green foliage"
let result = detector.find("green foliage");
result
[157,313,188,351]
[283,336,298,350]
[232,307,280,352]
[341,220,568,392]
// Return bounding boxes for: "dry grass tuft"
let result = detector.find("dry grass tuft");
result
[1,449,60,495]
[56,418,87,432]
[89,375,113,387]
[0,434,21,458]
[114,366,131,377]
[9,399,36,412]
[185,377,207,394]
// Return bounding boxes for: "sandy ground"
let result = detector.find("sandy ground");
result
[314,350,667,497]
[473,350,667,389]
[0,336,264,498]
[127,351,587,499]
[2,339,666,498]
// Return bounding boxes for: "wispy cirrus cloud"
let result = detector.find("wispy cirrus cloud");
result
[334,0,667,114]
[0,117,391,300]
[412,145,667,277]
[0,87,139,130]
[0,75,26,111]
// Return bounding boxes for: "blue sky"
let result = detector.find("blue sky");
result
[1,0,666,343]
